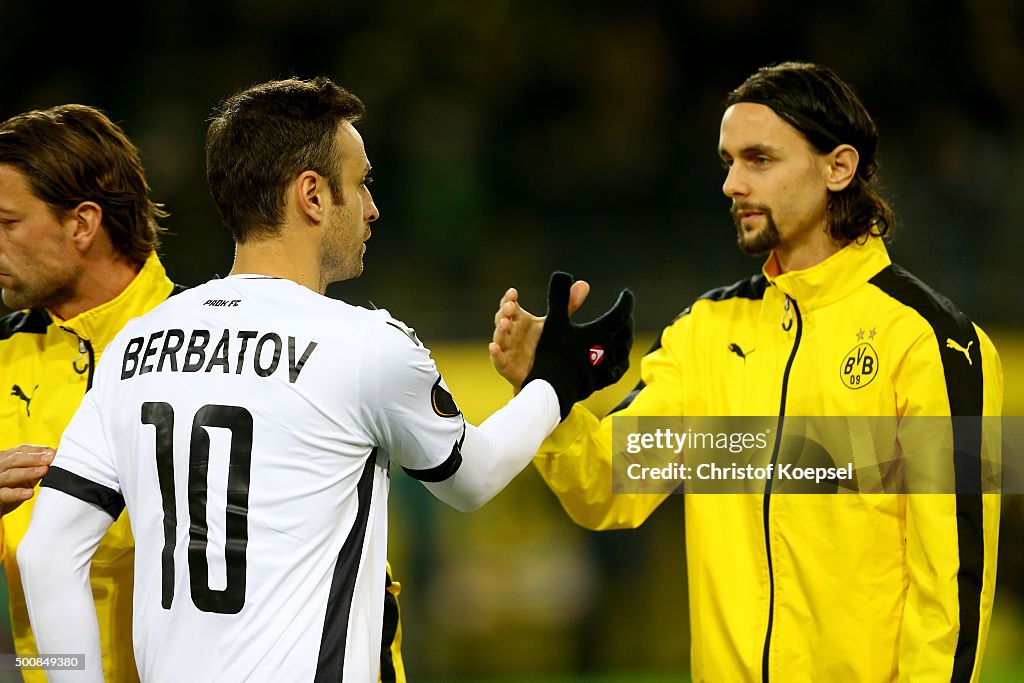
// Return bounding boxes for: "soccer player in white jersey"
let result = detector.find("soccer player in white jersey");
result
[16,77,633,682]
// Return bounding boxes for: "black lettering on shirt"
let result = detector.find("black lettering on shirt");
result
[183,330,211,372]
[120,328,319,383]
[254,333,282,377]
[122,337,144,380]
[158,329,185,372]
[236,331,258,374]
[206,329,231,373]
[139,331,165,375]
[288,338,318,384]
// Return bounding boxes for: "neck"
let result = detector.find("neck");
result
[51,255,141,321]
[771,224,845,274]
[229,235,325,293]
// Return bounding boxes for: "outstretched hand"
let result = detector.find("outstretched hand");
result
[491,272,633,420]
[489,279,591,392]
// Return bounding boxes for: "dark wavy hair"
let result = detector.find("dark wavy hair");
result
[206,77,366,243]
[725,62,895,242]
[0,105,166,266]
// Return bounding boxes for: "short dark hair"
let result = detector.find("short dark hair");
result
[0,104,166,266]
[725,62,895,242]
[206,77,366,243]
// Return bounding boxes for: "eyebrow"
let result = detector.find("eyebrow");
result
[719,143,783,158]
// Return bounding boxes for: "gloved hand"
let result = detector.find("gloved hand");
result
[523,272,634,420]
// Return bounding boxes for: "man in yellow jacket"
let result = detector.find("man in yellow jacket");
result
[491,62,1002,682]
[0,104,174,682]
[0,104,410,682]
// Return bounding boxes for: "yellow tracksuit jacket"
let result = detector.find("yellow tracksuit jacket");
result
[0,253,174,682]
[535,237,1002,683]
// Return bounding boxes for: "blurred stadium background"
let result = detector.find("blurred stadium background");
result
[1,0,1021,680]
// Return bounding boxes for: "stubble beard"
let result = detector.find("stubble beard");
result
[1,274,75,312]
[1,285,29,310]
[732,203,781,256]
[321,208,364,285]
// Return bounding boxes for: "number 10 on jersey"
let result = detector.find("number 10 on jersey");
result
[142,402,253,614]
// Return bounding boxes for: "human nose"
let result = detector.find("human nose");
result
[365,192,379,223]
[722,163,748,199]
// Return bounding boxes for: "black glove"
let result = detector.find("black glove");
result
[523,271,634,420]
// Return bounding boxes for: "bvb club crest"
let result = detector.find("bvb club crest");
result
[840,343,878,389]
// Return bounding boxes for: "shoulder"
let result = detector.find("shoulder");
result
[867,264,977,340]
[361,309,429,357]
[869,263,998,413]
[663,273,769,330]
[354,310,440,406]
[360,308,436,373]
[293,295,423,348]
[642,274,768,359]
[694,273,769,307]
[167,282,190,299]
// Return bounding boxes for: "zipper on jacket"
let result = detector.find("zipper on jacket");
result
[62,327,96,391]
[761,294,802,683]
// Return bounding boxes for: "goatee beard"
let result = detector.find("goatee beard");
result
[732,203,780,256]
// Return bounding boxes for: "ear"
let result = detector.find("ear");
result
[66,201,104,253]
[294,171,327,224]
[825,144,859,192]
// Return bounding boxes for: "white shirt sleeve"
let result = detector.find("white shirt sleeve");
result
[364,317,467,478]
[17,487,114,683]
[364,316,561,510]
[423,379,561,511]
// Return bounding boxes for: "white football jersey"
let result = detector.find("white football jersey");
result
[48,276,466,682]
